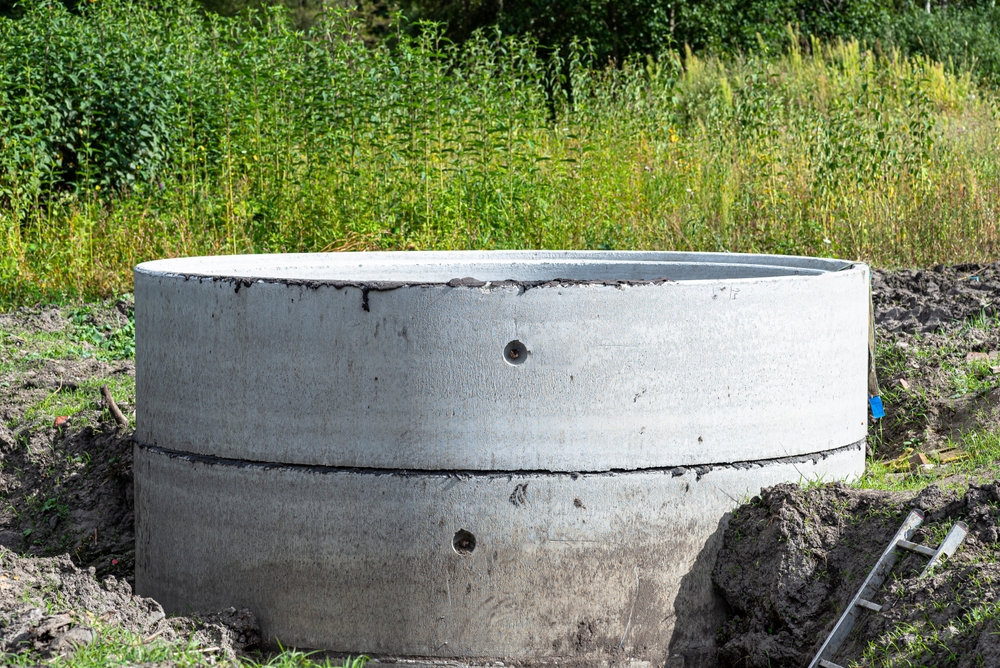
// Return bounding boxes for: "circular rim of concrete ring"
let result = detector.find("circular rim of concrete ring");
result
[137,249,852,283]
[134,250,871,473]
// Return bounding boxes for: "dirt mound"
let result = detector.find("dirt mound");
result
[873,263,1000,333]
[713,482,1000,667]
[0,301,137,583]
[0,547,260,660]
[0,418,136,582]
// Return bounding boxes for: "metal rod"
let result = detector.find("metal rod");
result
[855,598,882,612]
[897,539,936,557]
[807,509,925,668]
[920,522,968,578]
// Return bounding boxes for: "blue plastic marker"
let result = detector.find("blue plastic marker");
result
[869,395,885,419]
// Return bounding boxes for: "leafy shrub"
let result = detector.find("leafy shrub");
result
[0,0,998,307]
[887,6,1000,85]
[0,1,211,200]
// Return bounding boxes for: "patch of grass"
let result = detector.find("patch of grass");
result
[66,303,135,361]
[859,601,1000,667]
[0,302,134,369]
[250,650,369,668]
[0,301,136,430]
[858,426,1000,492]
[18,375,136,431]
[0,623,369,667]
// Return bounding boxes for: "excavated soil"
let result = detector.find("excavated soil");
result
[873,263,1000,334]
[872,264,1000,460]
[0,548,259,659]
[713,482,1000,667]
[0,300,260,662]
[4,262,1000,665]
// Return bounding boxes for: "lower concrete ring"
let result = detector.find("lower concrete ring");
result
[134,439,864,664]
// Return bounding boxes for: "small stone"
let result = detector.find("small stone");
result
[48,626,94,654]
[898,379,910,390]
[34,614,72,638]
[895,341,910,350]
[967,352,989,362]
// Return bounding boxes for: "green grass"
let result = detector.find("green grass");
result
[857,427,1000,492]
[0,622,369,667]
[858,601,1000,667]
[15,374,136,431]
[3,2,1000,308]
[0,301,137,430]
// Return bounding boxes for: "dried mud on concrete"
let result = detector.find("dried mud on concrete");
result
[4,264,1000,665]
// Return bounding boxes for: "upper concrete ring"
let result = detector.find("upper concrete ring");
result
[135,251,869,472]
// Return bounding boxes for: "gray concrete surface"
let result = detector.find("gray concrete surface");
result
[135,441,863,666]
[133,250,870,664]
[134,251,869,471]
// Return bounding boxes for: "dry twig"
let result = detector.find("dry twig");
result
[100,385,129,428]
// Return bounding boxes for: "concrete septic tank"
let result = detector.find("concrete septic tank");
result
[134,250,869,667]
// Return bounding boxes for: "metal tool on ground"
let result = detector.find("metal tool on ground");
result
[807,510,969,668]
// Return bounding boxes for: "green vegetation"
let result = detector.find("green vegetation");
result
[407,0,1000,78]
[0,301,136,436]
[0,620,368,667]
[860,601,1000,666]
[2,0,1000,308]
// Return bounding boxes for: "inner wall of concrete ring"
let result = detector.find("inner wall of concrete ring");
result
[135,442,863,664]
[133,264,870,471]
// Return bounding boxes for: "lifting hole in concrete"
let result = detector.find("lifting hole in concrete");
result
[503,340,528,366]
[453,529,476,555]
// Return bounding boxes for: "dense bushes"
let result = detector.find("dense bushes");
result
[888,6,1000,85]
[2,0,1000,307]
[399,0,1000,77]
[408,0,892,59]
[0,2,196,197]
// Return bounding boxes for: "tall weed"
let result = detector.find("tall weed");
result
[1,2,999,306]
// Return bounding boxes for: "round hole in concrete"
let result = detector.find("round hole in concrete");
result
[453,529,476,555]
[503,340,528,366]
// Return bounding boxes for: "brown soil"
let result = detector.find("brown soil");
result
[0,302,260,662]
[871,264,1000,460]
[873,263,1000,334]
[713,482,1000,667]
[0,548,259,659]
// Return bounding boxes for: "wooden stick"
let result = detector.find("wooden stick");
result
[100,385,128,428]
